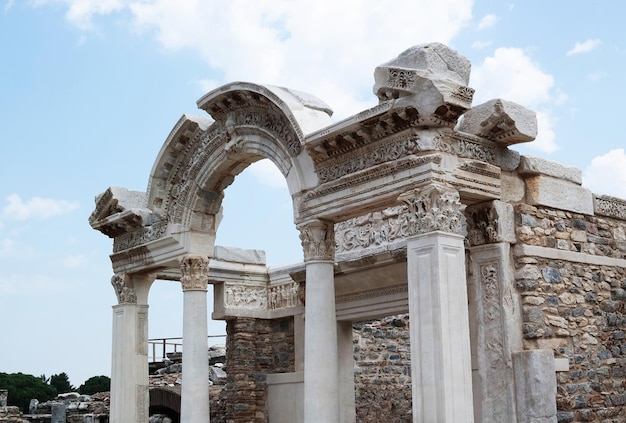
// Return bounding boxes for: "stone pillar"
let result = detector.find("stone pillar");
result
[512,350,557,423]
[110,273,153,423]
[180,254,210,423]
[51,403,67,423]
[337,321,356,423]
[466,200,521,423]
[299,220,340,423]
[0,390,6,407]
[399,183,474,423]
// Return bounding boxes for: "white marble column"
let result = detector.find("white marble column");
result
[180,254,210,423]
[110,273,153,423]
[399,183,474,423]
[299,220,340,423]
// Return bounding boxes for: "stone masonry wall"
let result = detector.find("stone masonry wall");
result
[353,315,412,423]
[515,204,626,422]
[219,317,295,423]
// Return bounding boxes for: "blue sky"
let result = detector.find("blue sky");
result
[1,0,625,387]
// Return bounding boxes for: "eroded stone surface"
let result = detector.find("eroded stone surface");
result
[525,175,593,215]
[519,155,582,185]
[373,43,474,126]
[460,99,537,145]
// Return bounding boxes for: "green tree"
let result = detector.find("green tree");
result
[0,372,57,412]
[77,376,110,395]
[50,372,75,394]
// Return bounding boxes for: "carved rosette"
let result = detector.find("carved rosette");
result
[111,273,137,304]
[299,220,335,262]
[398,182,466,235]
[180,255,209,291]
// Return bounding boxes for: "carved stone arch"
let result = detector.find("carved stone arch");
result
[146,82,333,233]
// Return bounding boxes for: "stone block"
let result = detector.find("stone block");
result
[213,245,266,264]
[459,99,537,146]
[513,349,557,423]
[519,155,582,184]
[525,175,593,215]
[373,43,474,126]
[501,172,525,203]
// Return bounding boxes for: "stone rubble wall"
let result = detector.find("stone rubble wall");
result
[514,204,626,422]
[353,316,412,423]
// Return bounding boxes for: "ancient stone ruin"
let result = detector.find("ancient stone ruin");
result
[88,42,626,422]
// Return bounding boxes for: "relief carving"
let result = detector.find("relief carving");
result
[480,262,506,378]
[268,282,303,309]
[224,283,267,310]
[113,221,168,252]
[111,273,137,304]
[180,255,209,291]
[299,220,335,262]
[335,206,410,253]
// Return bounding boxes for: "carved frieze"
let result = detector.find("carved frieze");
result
[180,255,209,291]
[594,195,626,220]
[224,283,267,310]
[299,220,335,262]
[336,284,408,304]
[113,220,168,252]
[335,206,410,254]
[111,273,137,304]
[398,182,466,235]
[268,282,303,309]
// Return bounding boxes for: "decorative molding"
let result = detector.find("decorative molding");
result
[398,182,466,235]
[113,220,168,252]
[594,195,626,220]
[111,273,137,304]
[336,284,408,304]
[299,220,335,262]
[180,255,209,291]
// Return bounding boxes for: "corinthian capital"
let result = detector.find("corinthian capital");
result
[298,220,335,262]
[111,273,137,304]
[180,254,209,291]
[398,182,466,235]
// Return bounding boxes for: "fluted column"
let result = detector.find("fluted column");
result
[110,272,153,423]
[299,220,340,423]
[398,182,474,423]
[180,254,210,423]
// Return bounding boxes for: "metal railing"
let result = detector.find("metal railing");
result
[148,335,226,363]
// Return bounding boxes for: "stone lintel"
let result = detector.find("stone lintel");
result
[518,155,582,184]
[213,245,266,264]
[525,175,593,215]
[459,99,537,146]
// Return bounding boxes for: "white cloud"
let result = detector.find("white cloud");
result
[248,159,287,189]
[63,253,88,268]
[470,47,560,153]
[566,39,601,56]
[583,148,626,198]
[2,194,79,221]
[477,13,498,30]
[30,0,125,30]
[36,0,474,119]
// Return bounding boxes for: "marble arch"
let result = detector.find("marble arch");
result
[90,42,577,423]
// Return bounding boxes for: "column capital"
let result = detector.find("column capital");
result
[180,254,209,291]
[398,182,466,236]
[111,273,137,304]
[298,219,335,262]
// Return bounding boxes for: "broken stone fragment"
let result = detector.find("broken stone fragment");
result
[459,99,537,146]
[373,42,474,126]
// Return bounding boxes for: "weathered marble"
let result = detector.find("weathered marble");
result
[525,175,594,215]
[460,99,537,146]
[519,155,582,184]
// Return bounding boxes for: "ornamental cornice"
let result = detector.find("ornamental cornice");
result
[180,255,209,291]
[111,273,137,304]
[298,220,335,262]
[398,182,466,235]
